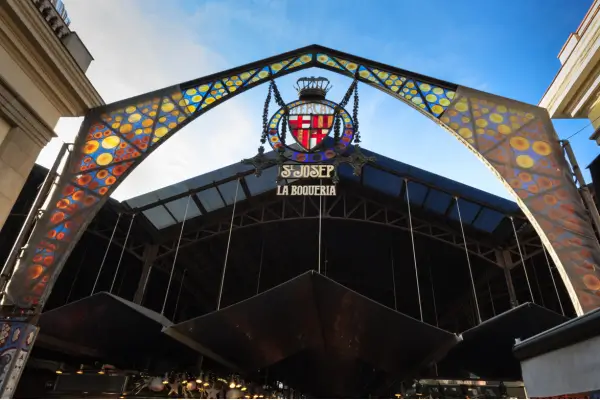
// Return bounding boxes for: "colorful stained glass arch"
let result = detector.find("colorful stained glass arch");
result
[4,45,600,316]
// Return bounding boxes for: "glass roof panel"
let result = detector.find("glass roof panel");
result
[198,187,226,213]
[448,199,481,225]
[164,197,201,222]
[405,181,428,206]
[472,208,505,233]
[143,207,176,230]
[424,191,453,215]
[245,167,278,196]
[362,166,402,197]
[219,180,247,205]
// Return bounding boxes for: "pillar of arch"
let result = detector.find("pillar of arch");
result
[5,45,600,316]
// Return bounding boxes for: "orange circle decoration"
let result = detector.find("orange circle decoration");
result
[516,155,534,169]
[47,229,57,238]
[544,194,558,206]
[509,136,530,151]
[538,177,553,190]
[112,165,127,176]
[99,187,108,195]
[532,141,552,156]
[518,172,532,182]
[43,256,54,266]
[33,255,42,263]
[77,174,92,186]
[528,184,539,194]
[102,136,121,149]
[583,274,600,291]
[96,153,114,166]
[27,265,44,280]
[57,199,70,209]
[83,140,100,155]
[50,212,65,224]
[105,176,117,185]
[83,196,97,206]
[97,170,109,180]
[73,191,84,201]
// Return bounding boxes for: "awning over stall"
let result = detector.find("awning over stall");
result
[165,271,460,396]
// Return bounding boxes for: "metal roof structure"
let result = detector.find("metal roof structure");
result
[124,146,522,235]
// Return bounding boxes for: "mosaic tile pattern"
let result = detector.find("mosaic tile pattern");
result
[5,47,600,314]
[441,88,600,313]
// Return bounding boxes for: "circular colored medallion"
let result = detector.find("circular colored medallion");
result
[266,99,355,163]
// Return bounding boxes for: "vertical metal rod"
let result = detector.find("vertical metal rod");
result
[429,263,438,327]
[530,256,545,307]
[110,214,136,293]
[456,197,482,325]
[172,269,187,321]
[510,217,535,303]
[318,179,323,274]
[66,246,88,303]
[161,195,191,315]
[391,248,398,311]
[542,243,565,315]
[0,142,70,294]
[488,281,496,317]
[256,239,264,295]
[405,179,423,322]
[91,213,122,295]
[562,140,600,238]
[216,179,240,311]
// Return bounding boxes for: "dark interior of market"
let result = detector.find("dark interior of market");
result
[0,148,578,398]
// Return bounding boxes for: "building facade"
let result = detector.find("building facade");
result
[539,0,600,143]
[0,0,102,230]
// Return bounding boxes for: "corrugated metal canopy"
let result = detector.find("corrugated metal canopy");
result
[123,147,521,233]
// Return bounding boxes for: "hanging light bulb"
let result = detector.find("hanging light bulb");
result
[76,364,84,374]
[55,363,64,375]
[162,373,169,385]
[196,372,203,384]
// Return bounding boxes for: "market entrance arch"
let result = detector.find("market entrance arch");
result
[4,45,600,316]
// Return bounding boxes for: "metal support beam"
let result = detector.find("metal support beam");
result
[154,190,502,268]
[497,249,518,308]
[562,140,600,240]
[133,244,158,305]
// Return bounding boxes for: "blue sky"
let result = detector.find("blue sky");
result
[42,0,597,201]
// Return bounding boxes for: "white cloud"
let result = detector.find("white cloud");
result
[37,0,257,201]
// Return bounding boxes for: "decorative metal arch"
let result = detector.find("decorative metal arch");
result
[5,45,600,315]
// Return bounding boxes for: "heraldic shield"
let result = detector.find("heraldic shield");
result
[288,103,335,151]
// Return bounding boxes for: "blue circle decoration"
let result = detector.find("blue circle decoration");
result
[266,99,355,163]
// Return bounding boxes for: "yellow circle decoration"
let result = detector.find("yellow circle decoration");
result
[412,97,423,104]
[142,119,153,128]
[498,124,512,135]
[509,136,530,151]
[205,97,215,105]
[516,155,534,169]
[461,117,471,123]
[497,105,507,113]
[300,55,311,63]
[241,72,251,80]
[119,124,132,134]
[533,141,552,156]
[179,99,189,107]
[125,106,136,114]
[96,153,113,166]
[440,98,451,106]
[378,71,389,80]
[406,82,415,89]
[346,63,358,71]
[431,105,444,114]
[128,113,142,123]
[272,63,283,71]
[476,128,485,135]
[359,70,370,78]
[102,136,120,149]
[420,83,431,92]
[458,128,473,138]
[433,87,443,95]
[161,103,175,113]
[450,122,459,130]
[258,70,269,79]
[476,119,488,128]
[214,83,223,89]
[447,91,456,99]
[199,85,210,92]
[385,79,393,86]
[526,113,535,120]
[426,94,437,103]
[455,101,469,113]
[168,122,177,129]
[441,116,450,124]
[155,126,169,138]
[186,88,197,96]
[191,95,202,103]
[83,140,99,155]
[489,113,504,124]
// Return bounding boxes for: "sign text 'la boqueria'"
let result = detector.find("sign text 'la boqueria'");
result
[276,164,337,196]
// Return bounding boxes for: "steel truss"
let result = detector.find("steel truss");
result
[154,189,504,267]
